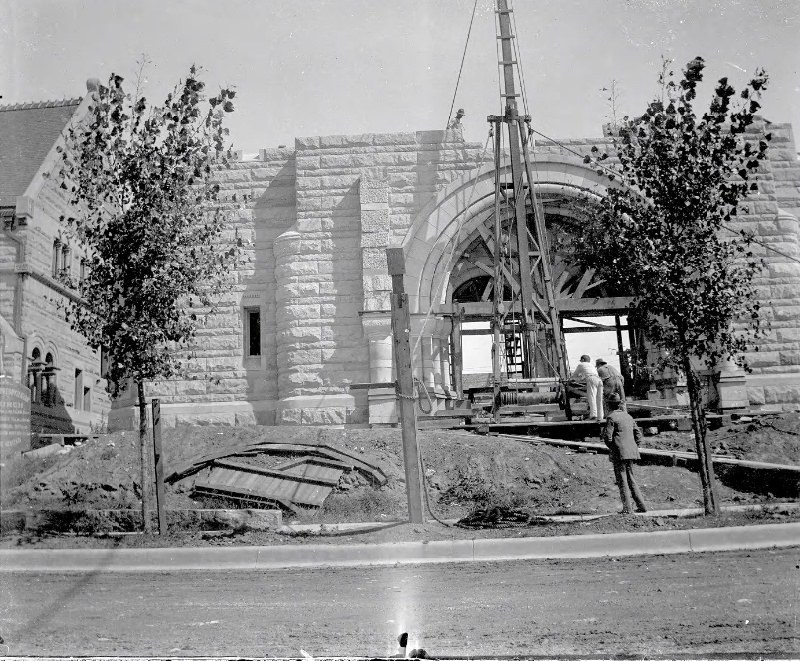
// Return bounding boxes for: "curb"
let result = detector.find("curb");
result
[1,521,798,572]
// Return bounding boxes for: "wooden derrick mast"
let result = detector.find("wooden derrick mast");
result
[489,0,570,417]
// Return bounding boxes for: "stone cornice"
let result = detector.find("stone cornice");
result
[2,263,84,304]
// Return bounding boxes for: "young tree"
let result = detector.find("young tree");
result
[576,57,770,515]
[56,66,239,531]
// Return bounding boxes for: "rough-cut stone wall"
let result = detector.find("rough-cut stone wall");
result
[108,121,800,427]
[738,121,800,407]
[121,150,298,428]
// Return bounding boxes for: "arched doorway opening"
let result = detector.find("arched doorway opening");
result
[393,153,644,406]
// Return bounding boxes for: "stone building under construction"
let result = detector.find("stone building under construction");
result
[1,88,799,433]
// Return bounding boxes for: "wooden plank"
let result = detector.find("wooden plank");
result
[202,466,337,508]
[193,482,300,514]
[273,456,352,472]
[318,444,389,483]
[212,458,341,486]
[556,296,635,312]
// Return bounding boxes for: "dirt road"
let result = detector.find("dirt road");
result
[0,549,797,656]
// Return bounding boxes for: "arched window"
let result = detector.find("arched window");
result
[28,347,42,403]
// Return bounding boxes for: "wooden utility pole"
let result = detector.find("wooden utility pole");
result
[151,399,168,535]
[386,247,425,524]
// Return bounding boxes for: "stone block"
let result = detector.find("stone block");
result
[780,350,800,365]
[777,327,800,343]
[362,249,388,270]
[363,274,392,291]
[173,381,208,396]
[360,182,389,205]
[278,348,323,367]
[764,385,800,404]
[234,411,258,426]
[278,304,321,321]
[277,407,303,424]
[300,406,347,425]
[361,208,390,232]
[319,134,376,149]
[363,294,391,311]
[282,282,321,298]
[745,351,782,368]
[360,232,389,248]
[275,261,319,278]
[174,412,237,426]
[321,301,360,318]
[747,386,766,405]
[768,262,800,279]
[373,132,416,146]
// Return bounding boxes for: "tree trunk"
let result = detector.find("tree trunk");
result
[138,381,152,533]
[682,356,719,516]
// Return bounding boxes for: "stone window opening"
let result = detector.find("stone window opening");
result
[51,240,61,277]
[74,368,83,410]
[60,245,71,280]
[244,307,262,357]
[42,352,59,407]
[28,347,43,403]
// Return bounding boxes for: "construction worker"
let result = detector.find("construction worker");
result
[569,354,604,420]
[602,393,647,514]
[596,358,626,412]
[448,108,465,129]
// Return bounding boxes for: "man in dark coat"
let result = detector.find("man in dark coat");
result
[601,393,647,513]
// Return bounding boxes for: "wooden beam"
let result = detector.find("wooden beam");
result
[387,249,425,524]
[556,296,635,312]
[458,296,634,318]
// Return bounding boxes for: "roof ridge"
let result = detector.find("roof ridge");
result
[0,97,83,112]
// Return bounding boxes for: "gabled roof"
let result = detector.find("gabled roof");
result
[0,98,82,203]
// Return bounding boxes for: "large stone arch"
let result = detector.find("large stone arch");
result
[394,153,613,314]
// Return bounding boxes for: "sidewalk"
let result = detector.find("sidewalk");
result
[1,512,798,572]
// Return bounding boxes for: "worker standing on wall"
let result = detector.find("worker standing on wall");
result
[602,393,648,513]
[569,354,604,420]
[596,358,626,412]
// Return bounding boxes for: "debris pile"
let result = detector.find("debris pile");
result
[166,440,388,513]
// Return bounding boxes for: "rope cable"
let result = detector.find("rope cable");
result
[446,0,480,129]
[509,0,531,118]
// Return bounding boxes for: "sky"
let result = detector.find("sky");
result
[1,0,798,153]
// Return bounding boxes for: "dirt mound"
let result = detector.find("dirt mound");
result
[641,413,800,465]
[3,415,798,521]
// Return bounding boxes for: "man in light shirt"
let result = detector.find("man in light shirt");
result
[570,354,604,420]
